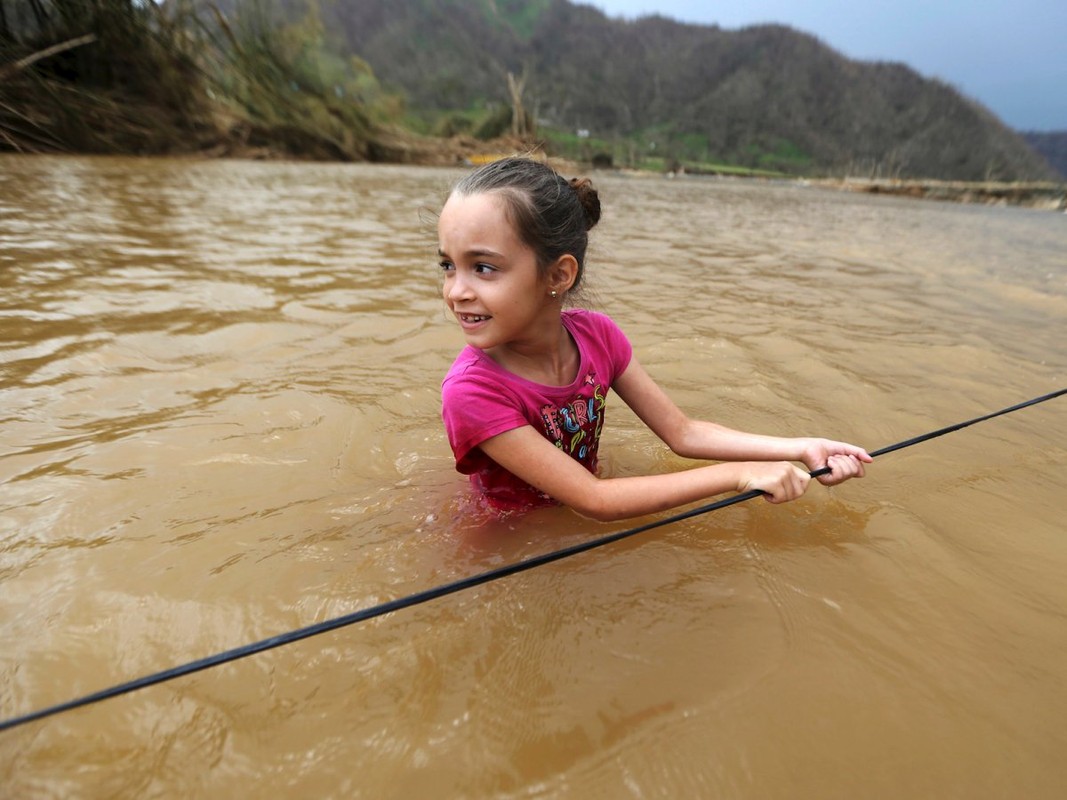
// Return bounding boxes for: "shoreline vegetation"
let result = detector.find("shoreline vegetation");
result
[2,1,1063,212]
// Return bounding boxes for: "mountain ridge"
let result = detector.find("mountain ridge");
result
[316,0,1056,181]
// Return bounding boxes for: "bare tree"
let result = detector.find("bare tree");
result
[505,68,533,138]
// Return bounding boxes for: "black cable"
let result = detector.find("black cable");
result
[865,388,1067,459]
[1,387,1063,733]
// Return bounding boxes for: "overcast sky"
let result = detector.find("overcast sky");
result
[588,0,1067,131]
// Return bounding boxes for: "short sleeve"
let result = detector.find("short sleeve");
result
[441,362,528,473]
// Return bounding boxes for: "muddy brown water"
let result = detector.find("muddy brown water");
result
[1,155,1065,798]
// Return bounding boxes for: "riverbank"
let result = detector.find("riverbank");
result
[814,177,1067,211]
[359,143,1067,212]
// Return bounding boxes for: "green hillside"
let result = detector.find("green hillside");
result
[322,0,1056,180]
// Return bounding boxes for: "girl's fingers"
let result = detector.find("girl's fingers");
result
[824,454,865,481]
[765,465,810,503]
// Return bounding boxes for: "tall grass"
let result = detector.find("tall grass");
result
[0,0,399,158]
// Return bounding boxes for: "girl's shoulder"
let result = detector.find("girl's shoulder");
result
[443,345,491,385]
[442,346,531,396]
[562,308,632,376]
[562,307,622,334]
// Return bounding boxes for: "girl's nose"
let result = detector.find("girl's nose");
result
[446,273,474,302]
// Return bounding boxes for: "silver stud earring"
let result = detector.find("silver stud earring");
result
[550,290,558,298]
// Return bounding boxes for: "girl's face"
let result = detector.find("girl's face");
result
[438,191,556,354]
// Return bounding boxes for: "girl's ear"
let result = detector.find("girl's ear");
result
[548,254,579,295]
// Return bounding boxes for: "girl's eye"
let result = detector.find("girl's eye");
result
[474,263,496,274]
[438,260,454,272]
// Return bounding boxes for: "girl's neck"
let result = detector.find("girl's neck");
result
[485,315,579,387]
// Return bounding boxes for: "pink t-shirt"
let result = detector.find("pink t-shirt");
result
[441,309,633,511]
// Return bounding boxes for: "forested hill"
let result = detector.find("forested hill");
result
[315,0,1055,181]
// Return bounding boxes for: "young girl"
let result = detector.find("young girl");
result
[439,157,870,521]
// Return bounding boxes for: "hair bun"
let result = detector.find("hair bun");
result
[568,177,602,231]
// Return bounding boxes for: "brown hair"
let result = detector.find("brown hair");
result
[450,157,601,289]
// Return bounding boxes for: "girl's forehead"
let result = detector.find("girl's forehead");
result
[442,190,506,218]
[439,192,515,239]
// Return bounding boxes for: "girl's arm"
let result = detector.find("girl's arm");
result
[476,355,868,522]
[478,425,814,522]
[612,357,871,484]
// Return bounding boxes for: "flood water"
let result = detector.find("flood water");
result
[1,155,1065,798]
